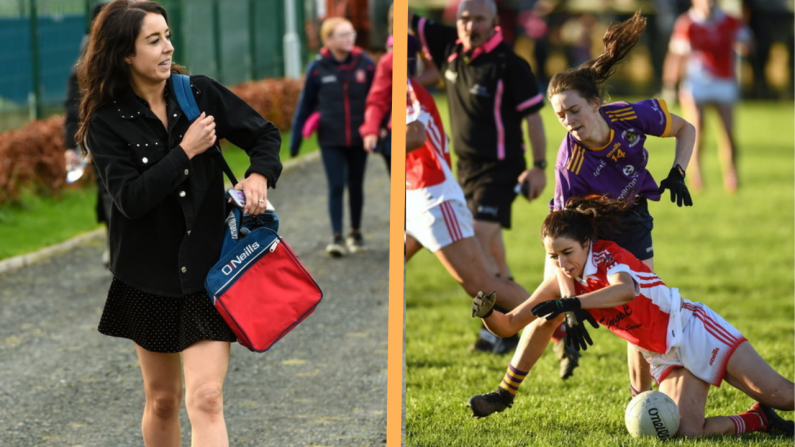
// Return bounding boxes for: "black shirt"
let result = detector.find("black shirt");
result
[86,74,282,297]
[412,16,544,163]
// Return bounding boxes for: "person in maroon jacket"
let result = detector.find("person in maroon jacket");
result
[291,18,375,257]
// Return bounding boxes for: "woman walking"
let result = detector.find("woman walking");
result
[76,1,282,445]
[290,18,375,257]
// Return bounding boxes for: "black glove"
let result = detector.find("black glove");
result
[657,164,692,207]
[564,309,600,351]
[472,291,497,318]
[530,297,581,320]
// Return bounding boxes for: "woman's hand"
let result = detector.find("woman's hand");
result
[472,291,497,318]
[363,134,378,153]
[181,112,217,159]
[235,172,269,215]
[531,297,581,320]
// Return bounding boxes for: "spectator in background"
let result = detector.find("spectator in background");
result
[742,0,794,99]
[649,0,692,92]
[360,4,395,174]
[291,18,375,257]
[663,0,752,193]
[64,2,110,266]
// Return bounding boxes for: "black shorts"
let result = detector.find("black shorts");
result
[598,198,654,261]
[457,158,526,229]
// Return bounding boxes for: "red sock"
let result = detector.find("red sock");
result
[728,412,765,435]
[551,322,566,343]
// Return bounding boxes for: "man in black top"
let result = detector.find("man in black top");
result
[411,0,547,282]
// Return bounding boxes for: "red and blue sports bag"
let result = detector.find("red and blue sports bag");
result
[205,207,323,352]
[172,73,323,352]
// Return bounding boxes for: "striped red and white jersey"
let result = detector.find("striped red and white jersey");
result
[669,7,751,80]
[573,240,681,354]
[406,78,465,219]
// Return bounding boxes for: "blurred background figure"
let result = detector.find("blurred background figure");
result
[360,4,395,175]
[290,18,375,257]
[64,1,111,267]
[742,0,795,100]
[662,0,752,193]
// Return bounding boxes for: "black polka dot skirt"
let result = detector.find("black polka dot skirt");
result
[98,277,237,353]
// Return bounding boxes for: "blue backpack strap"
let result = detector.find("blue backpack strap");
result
[170,74,239,185]
[172,74,201,122]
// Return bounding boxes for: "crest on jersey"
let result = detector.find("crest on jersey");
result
[355,69,366,83]
[623,165,635,176]
[622,129,640,147]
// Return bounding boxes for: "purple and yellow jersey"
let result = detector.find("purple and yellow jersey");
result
[550,99,673,211]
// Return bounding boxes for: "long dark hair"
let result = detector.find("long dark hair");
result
[75,0,184,153]
[546,11,646,103]
[541,196,631,246]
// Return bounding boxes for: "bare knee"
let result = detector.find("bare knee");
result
[461,280,487,299]
[188,382,224,416]
[147,391,181,420]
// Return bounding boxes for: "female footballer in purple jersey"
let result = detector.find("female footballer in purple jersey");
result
[468,11,698,418]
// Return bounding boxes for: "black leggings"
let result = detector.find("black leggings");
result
[320,146,368,235]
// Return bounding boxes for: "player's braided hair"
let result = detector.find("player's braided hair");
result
[541,195,631,246]
[546,10,646,103]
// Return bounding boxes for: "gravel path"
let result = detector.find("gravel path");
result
[0,155,391,447]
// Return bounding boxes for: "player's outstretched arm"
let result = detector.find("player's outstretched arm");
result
[666,113,695,172]
[475,275,560,337]
[658,113,695,207]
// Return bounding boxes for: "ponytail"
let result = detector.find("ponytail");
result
[541,195,631,245]
[547,11,647,103]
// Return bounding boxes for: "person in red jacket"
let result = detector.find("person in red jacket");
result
[360,47,393,174]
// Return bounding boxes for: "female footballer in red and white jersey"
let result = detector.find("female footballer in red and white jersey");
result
[472,196,794,437]
[405,78,536,353]
[662,0,752,192]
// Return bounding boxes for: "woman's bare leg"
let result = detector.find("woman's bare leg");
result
[135,344,183,447]
[183,340,232,447]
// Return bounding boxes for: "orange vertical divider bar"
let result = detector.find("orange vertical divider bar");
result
[388,0,407,445]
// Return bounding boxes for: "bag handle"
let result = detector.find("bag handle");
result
[171,74,239,186]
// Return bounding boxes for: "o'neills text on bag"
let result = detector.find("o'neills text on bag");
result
[221,241,263,276]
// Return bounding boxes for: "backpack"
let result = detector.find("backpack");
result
[172,73,323,352]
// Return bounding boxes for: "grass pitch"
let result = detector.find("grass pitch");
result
[405,96,794,446]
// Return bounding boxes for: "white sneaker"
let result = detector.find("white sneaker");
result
[326,236,346,258]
